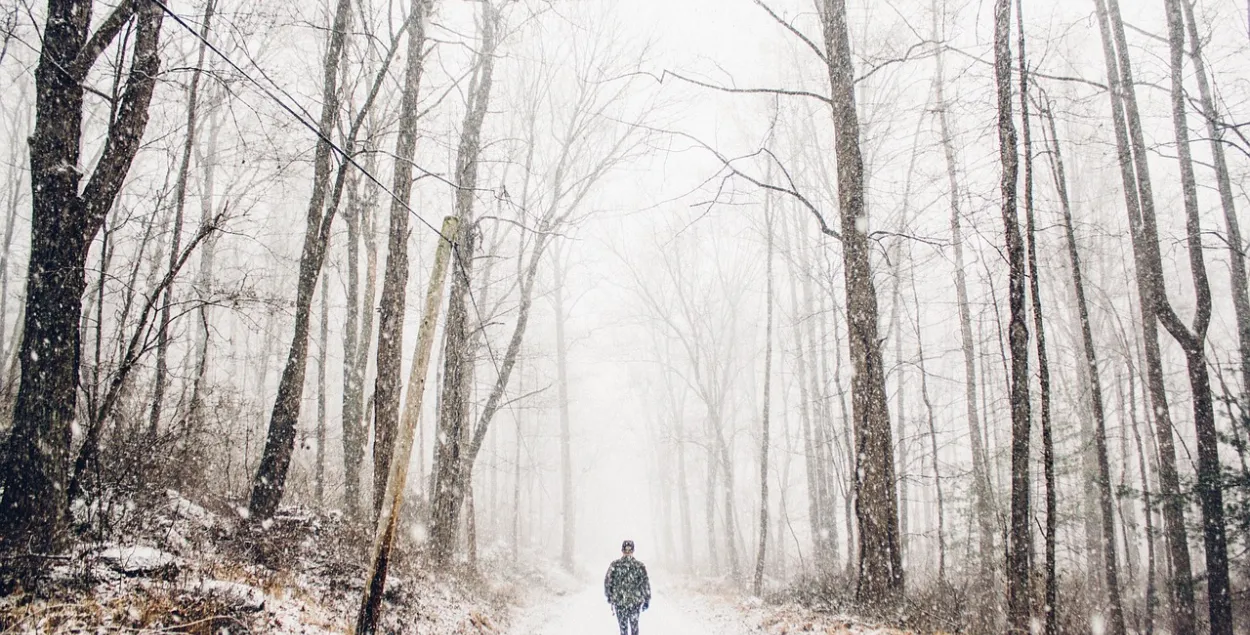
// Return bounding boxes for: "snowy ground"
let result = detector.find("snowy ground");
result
[506,584,757,635]
[505,579,914,635]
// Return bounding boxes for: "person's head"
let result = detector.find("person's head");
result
[621,539,635,556]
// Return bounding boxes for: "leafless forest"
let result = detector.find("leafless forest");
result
[0,0,1248,633]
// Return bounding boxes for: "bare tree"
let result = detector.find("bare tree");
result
[931,0,996,580]
[754,192,776,596]
[816,0,902,602]
[371,0,433,515]
[1160,1,1232,628]
[248,0,355,522]
[1015,7,1067,631]
[0,0,165,557]
[990,1,1032,631]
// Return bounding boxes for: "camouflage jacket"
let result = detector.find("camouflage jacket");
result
[604,555,651,608]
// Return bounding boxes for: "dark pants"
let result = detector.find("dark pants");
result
[614,604,640,635]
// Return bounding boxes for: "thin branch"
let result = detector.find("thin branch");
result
[751,0,828,64]
[659,69,832,105]
[857,39,939,84]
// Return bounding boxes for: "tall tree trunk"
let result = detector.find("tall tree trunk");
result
[0,83,29,384]
[553,251,575,571]
[1015,9,1061,632]
[991,2,1032,631]
[248,0,354,521]
[430,226,477,561]
[910,278,945,584]
[316,271,329,506]
[888,121,924,571]
[370,0,432,516]
[1015,10,1060,629]
[676,411,694,573]
[754,192,776,597]
[187,110,222,453]
[818,0,902,602]
[1125,357,1157,635]
[827,292,855,576]
[1039,92,1126,634]
[343,148,381,517]
[932,0,997,577]
[511,355,523,558]
[706,436,720,573]
[428,1,499,563]
[341,167,364,516]
[785,214,826,573]
[1092,0,1207,629]
[803,245,836,574]
[0,0,164,556]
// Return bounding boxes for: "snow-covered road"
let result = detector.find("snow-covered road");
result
[506,585,759,635]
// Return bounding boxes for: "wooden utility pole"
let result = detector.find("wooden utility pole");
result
[356,216,458,634]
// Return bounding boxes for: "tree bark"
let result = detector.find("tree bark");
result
[0,0,163,556]
[1016,11,1065,630]
[818,0,902,602]
[428,1,499,562]
[248,0,354,522]
[1015,10,1061,632]
[371,0,432,516]
[355,216,457,635]
[991,2,1031,631]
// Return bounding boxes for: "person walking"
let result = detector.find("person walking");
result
[604,539,651,635]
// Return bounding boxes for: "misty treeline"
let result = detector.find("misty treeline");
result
[0,0,1248,633]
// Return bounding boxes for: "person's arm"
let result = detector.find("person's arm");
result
[641,563,651,608]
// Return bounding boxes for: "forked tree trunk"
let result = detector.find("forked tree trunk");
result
[1181,0,1250,413]
[0,0,164,555]
[1160,1,1232,629]
[1091,0,1206,629]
